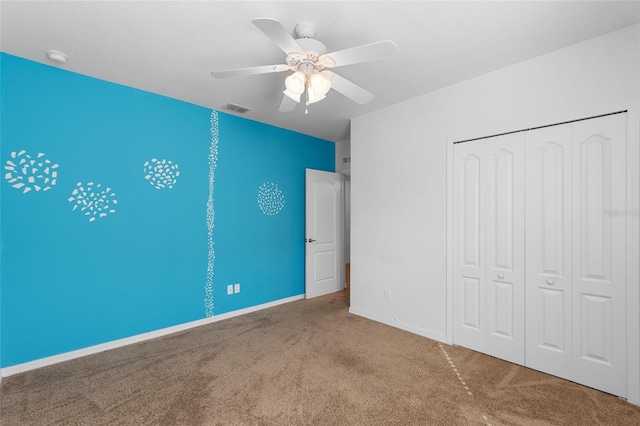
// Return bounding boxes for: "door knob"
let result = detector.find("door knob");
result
[497,273,504,279]
[546,278,554,285]
[306,238,316,243]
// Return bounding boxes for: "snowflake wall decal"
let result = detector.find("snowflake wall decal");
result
[68,182,118,222]
[143,158,180,189]
[4,150,59,193]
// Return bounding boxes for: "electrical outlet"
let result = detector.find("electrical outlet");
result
[227,285,233,295]
[234,283,240,293]
[384,289,391,301]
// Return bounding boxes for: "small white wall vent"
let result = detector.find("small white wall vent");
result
[224,103,251,114]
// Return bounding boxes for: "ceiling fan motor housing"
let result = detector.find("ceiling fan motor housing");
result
[287,52,323,73]
[294,21,316,38]
[290,21,329,72]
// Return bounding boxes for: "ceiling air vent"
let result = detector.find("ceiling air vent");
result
[224,103,251,114]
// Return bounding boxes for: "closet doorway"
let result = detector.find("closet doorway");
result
[448,108,639,401]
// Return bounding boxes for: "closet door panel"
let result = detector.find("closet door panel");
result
[525,125,573,381]
[538,287,566,350]
[485,133,525,364]
[453,141,486,353]
[572,113,627,397]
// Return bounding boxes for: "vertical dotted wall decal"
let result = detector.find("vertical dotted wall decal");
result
[204,110,219,317]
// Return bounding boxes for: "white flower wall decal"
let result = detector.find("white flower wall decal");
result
[68,181,118,222]
[257,182,285,216]
[4,150,59,193]
[143,158,180,189]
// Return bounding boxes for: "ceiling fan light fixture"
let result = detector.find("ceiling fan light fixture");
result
[309,72,331,97]
[285,71,306,95]
[307,91,326,105]
[283,89,301,103]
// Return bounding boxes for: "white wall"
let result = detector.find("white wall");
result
[335,138,351,175]
[350,24,640,341]
[344,175,350,264]
[335,139,351,264]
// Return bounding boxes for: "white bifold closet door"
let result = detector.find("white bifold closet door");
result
[526,113,627,397]
[454,112,628,398]
[453,132,525,365]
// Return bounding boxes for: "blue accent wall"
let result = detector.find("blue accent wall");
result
[0,53,334,367]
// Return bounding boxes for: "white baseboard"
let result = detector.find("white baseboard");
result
[348,306,446,343]
[1,294,305,378]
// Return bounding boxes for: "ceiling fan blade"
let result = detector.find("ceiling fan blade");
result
[320,40,398,68]
[253,18,304,55]
[211,64,289,78]
[279,94,298,112]
[326,72,374,104]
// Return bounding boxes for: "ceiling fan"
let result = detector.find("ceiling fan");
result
[211,18,398,113]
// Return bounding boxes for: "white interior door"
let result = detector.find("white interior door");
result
[525,124,574,381]
[453,140,486,353]
[485,133,525,365]
[571,113,627,397]
[305,169,344,299]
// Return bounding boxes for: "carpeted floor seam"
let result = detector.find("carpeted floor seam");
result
[439,342,495,426]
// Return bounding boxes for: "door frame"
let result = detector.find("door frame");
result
[445,101,640,405]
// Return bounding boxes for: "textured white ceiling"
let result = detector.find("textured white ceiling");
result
[1,1,639,142]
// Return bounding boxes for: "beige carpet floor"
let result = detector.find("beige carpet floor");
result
[2,290,640,425]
